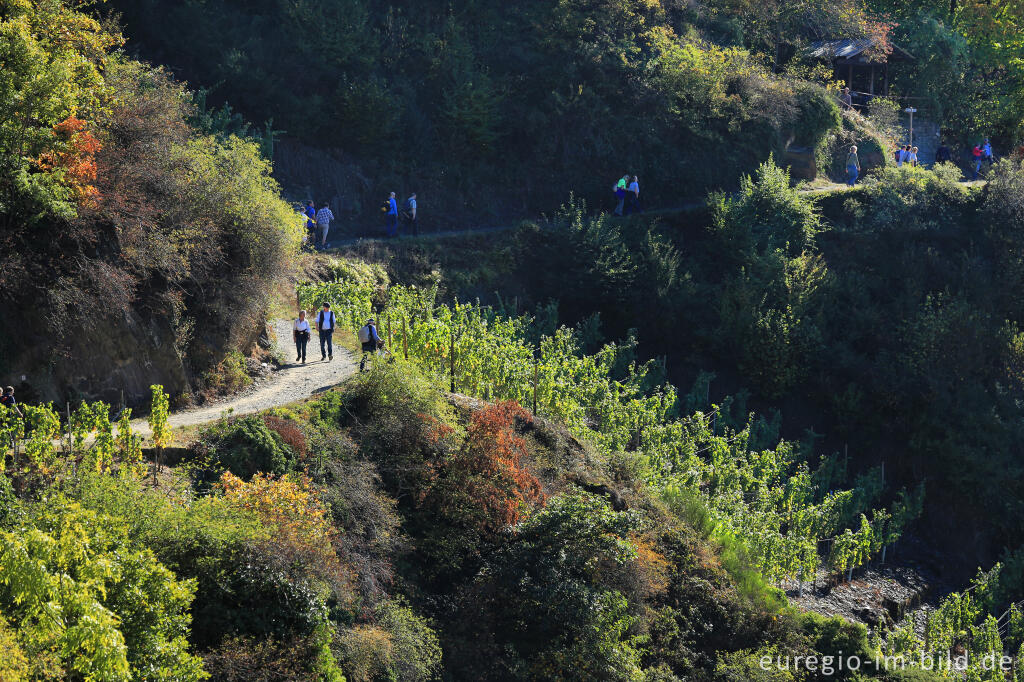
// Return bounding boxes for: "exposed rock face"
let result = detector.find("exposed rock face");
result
[784,146,818,181]
[2,308,264,408]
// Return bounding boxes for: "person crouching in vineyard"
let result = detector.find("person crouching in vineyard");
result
[358,318,382,372]
[293,310,311,364]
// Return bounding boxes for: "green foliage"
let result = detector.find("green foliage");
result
[338,599,442,682]
[202,351,254,396]
[193,415,297,480]
[844,165,975,232]
[0,500,206,681]
[0,0,119,223]
[149,384,171,449]
[480,492,644,681]
[712,158,822,257]
[712,160,826,396]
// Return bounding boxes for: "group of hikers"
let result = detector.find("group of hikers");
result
[845,137,996,186]
[301,193,419,248]
[292,304,386,372]
[612,174,642,216]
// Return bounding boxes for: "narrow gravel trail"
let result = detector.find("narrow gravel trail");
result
[131,320,357,437]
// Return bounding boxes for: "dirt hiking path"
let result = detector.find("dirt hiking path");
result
[130,320,356,437]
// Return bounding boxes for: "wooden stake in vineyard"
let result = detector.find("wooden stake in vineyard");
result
[402,315,409,360]
[533,358,539,415]
[449,325,456,393]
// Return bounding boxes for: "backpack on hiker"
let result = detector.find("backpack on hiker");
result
[358,324,373,343]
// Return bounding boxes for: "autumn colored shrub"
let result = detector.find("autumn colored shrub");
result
[263,415,308,459]
[422,401,543,532]
[218,472,351,593]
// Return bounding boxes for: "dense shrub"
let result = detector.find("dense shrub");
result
[194,415,297,480]
[0,500,206,681]
[337,600,442,682]
[844,165,975,232]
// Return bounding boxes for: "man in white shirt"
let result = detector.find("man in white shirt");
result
[293,310,311,364]
[316,302,336,361]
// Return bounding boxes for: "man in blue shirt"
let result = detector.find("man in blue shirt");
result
[304,201,316,235]
[386,192,398,238]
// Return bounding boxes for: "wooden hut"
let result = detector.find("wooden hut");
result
[810,38,914,101]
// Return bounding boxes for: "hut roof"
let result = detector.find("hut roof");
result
[810,38,914,63]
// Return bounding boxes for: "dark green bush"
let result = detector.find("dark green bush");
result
[194,415,297,480]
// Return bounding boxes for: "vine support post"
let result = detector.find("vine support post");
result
[386,313,392,349]
[402,315,409,361]
[449,325,456,393]
[65,402,72,459]
[924,612,930,651]
[881,460,885,485]
[532,358,539,415]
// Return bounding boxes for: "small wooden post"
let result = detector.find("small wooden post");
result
[386,313,392,349]
[65,402,72,457]
[449,326,456,393]
[402,315,409,361]
[532,359,539,414]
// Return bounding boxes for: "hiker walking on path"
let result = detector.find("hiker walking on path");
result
[293,310,311,364]
[983,138,994,166]
[315,202,335,247]
[1,386,22,418]
[972,143,984,179]
[358,318,383,372]
[909,146,919,167]
[839,87,853,110]
[401,193,418,236]
[613,174,628,216]
[385,192,399,238]
[304,201,316,244]
[317,302,336,361]
[626,176,641,215]
[846,146,861,186]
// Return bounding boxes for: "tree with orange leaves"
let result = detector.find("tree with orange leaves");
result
[415,401,545,580]
[425,401,544,532]
[36,116,103,206]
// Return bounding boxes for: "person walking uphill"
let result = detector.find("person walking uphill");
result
[293,310,311,364]
[315,202,335,248]
[317,302,336,361]
[385,192,399,238]
[358,318,382,372]
[846,145,861,186]
[304,201,316,244]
